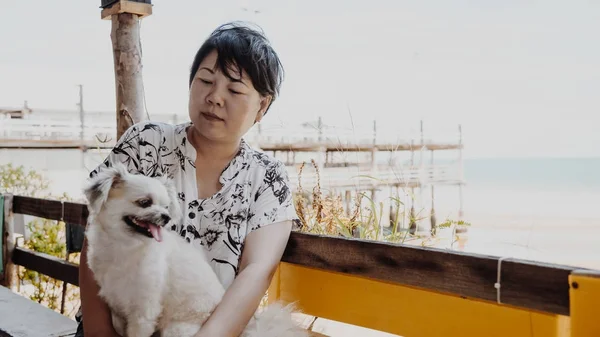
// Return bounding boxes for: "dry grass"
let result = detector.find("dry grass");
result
[292,160,469,246]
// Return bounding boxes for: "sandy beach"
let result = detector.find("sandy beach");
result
[452,213,600,270]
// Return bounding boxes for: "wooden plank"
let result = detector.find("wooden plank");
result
[275,263,570,337]
[1,194,15,288]
[569,269,600,337]
[12,195,88,227]
[0,194,3,274]
[0,286,77,337]
[0,138,113,149]
[282,232,577,316]
[260,144,327,152]
[12,247,79,287]
[259,142,462,153]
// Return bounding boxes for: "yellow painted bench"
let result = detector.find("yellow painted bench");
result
[268,233,600,337]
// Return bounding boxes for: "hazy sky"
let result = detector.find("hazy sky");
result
[1,0,599,158]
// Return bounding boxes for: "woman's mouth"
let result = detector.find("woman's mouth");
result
[201,112,224,122]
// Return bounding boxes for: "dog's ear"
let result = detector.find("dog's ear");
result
[84,163,128,214]
[157,175,182,225]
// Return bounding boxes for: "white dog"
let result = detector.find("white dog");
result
[83,163,308,337]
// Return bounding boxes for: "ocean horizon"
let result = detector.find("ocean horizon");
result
[2,148,598,219]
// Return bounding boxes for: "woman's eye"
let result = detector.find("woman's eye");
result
[229,89,242,94]
[199,78,212,84]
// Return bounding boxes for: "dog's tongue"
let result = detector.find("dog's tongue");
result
[148,224,162,242]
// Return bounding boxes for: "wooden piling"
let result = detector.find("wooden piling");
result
[456,124,467,234]
[1,194,15,289]
[101,0,153,139]
[430,149,437,236]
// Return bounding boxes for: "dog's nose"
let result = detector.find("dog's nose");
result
[161,214,171,224]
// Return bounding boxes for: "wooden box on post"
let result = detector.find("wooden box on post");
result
[101,0,151,7]
[100,0,152,20]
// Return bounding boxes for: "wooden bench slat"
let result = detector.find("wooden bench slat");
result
[13,195,88,227]
[1,194,4,275]
[12,247,79,286]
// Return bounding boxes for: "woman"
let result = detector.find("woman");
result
[77,22,298,337]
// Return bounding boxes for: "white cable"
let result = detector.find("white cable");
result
[494,256,510,304]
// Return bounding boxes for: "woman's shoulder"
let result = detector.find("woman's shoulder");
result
[122,120,188,141]
[115,120,191,154]
[242,144,293,193]
[243,143,287,174]
[238,143,298,231]
[89,120,190,178]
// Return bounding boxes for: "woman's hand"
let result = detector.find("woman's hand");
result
[79,238,120,337]
[194,220,292,337]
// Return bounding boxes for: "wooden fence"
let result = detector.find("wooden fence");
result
[1,193,599,337]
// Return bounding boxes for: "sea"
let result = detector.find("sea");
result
[1,148,599,269]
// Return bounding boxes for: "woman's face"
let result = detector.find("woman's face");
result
[188,50,270,145]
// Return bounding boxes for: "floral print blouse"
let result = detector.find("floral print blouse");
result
[89,121,298,289]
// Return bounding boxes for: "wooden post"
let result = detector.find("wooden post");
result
[1,194,15,289]
[430,150,436,236]
[317,116,323,143]
[456,124,467,234]
[372,120,377,145]
[345,190,351,217]
[409,139,417,235]
[371,119,377,170]
[77,84,85,145]
[100,0,153,139]
[569,269,600,337]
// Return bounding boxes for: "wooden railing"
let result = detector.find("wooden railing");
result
[288,164,463,190]
[1,193,599,337]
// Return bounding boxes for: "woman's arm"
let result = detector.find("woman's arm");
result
[79,238,120,337]
[195,220,292,337]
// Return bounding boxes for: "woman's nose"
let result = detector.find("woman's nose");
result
[206,88,224,107]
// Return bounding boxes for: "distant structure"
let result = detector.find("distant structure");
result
[0,101,31,119]
[254,117,465,235]
[0,107,465,235]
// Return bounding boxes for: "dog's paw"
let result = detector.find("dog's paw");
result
[126,319,158,337]
[161,322,202,337]
[245,302,310,337]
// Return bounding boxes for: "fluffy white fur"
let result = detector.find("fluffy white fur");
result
[83,163,308,337]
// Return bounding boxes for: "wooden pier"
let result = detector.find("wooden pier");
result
[1,111,466,234]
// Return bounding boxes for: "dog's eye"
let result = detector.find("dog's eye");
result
[136,198,153,208]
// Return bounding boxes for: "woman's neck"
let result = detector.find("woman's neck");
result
[188,127,241,162]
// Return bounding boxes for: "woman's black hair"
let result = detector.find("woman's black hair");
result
[189,21,284,114]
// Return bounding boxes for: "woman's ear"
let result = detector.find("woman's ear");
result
[255,95,273,124]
